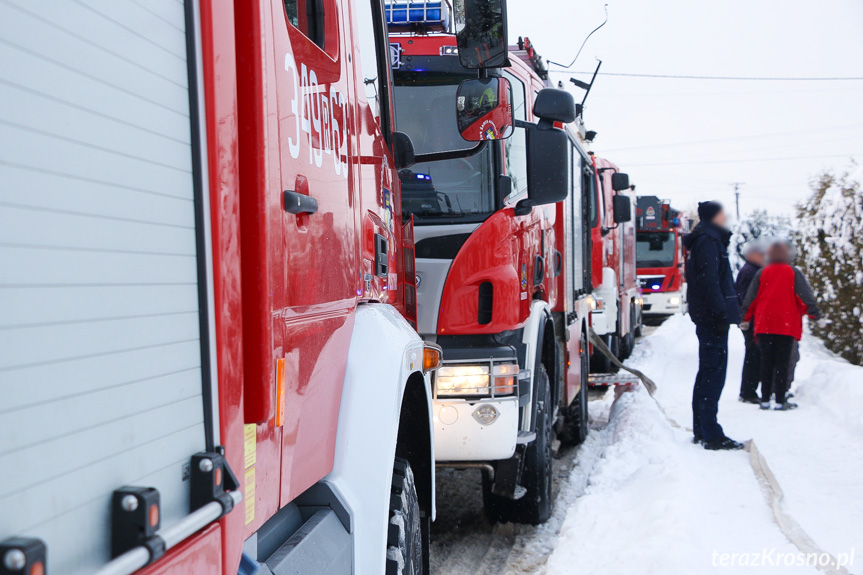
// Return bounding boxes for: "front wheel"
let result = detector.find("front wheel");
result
[482,366,554,525]
[386,458,424,575]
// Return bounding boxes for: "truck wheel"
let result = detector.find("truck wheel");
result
[559,344,590,446]
[387,458,424,575]
[482,366,554,525]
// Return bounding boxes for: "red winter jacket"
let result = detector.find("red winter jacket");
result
[741,263,821,340]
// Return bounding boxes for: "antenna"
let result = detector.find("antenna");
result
[730,182,745,220]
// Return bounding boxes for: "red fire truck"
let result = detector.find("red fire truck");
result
[636,196,689,319]
[587,156,641,371]
[0,1,508,574]
[388,17,594,523]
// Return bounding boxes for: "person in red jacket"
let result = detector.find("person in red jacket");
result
[740,241,822,411]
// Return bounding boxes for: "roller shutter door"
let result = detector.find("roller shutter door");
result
[0,1,213,573]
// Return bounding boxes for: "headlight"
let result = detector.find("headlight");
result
[436,362,518,397]
[590,297,604,311]
[668,296,681,305]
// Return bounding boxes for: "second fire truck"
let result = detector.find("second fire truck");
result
[388,9,597,524]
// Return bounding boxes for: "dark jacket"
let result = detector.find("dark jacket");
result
[742,264,821,340]
[683,222,740,325]
[735,261,761,306]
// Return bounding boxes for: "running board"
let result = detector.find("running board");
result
[588,373,641,387]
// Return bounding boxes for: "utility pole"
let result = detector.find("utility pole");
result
[731,182,744,220]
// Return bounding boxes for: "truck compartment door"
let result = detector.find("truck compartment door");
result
[0,1,216,573]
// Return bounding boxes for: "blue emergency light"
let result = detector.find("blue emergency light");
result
[385,1,451,32]
[415,173,431,180]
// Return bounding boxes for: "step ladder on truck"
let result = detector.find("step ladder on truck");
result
[388,10,597,524]
[0,1,511,573]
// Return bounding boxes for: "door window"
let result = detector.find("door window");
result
[355,0,389,126]
[284,0,326,50]
[503,72,527,200]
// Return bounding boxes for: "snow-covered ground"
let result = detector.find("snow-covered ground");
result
[546,315,862,575]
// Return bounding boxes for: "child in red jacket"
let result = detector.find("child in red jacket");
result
[740,241,822,410]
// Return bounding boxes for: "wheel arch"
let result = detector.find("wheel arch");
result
[395,371,435,521]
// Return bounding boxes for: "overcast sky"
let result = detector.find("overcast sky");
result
[507,0,863,217]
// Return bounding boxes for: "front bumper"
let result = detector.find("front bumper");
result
[643,290,686,315]
[433,396,519,461]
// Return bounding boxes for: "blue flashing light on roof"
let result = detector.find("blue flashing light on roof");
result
[416,173,431,180]
[385,1,451,32]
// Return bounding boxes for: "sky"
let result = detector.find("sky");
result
[506,0,863,217]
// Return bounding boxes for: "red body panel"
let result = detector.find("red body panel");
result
[173,1,409,572]
[427,46,556,336]
[142,526,223,575]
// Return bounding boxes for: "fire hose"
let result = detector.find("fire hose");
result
[588,327,851,575]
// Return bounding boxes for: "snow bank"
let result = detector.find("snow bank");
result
[793,335,863,437]
[545,315,862,574]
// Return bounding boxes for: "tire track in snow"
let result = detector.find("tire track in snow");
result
[430,393,616,575]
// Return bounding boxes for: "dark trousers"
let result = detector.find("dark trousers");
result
[692,322,729,442]
[758,334,796,404]
[739,329,761,399]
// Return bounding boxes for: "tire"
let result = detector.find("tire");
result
[482,366,554,525]
[387,458,424,575]
[559,341,590,446]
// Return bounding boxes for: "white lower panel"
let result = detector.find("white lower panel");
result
[433,397,519,461]
[324,303,433,575]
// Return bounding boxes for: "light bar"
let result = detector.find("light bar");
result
[385,1,451,32]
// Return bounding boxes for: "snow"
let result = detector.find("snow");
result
[545,315,862,575]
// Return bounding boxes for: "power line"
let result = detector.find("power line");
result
[552,70,863,81]
[623,152,860,167]
[600,124,863,153]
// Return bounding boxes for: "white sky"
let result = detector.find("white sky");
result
[507,0,863,217]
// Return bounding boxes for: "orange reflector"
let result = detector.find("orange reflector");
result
[149,504,160,528]
[275,358,286,427]
[423,345,442,372]
[30,562,44,575]
[214,466,223,487]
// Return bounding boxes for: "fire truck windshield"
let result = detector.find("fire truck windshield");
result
[636,231,676,267]
[394,77,496,222]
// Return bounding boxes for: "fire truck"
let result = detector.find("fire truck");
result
[388,9,594,523]
[587,156,641,372]
[636,196,689,319]
[0,0,506,573]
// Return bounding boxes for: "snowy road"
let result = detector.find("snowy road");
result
[431,316,862,575]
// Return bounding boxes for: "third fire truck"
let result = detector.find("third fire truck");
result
[636,196,690,319]
[587,156,641,371]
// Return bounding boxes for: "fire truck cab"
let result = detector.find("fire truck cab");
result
[588,156,641,370]
[636,196,689,318]
[388,8,593,524]
[0,0,514,573]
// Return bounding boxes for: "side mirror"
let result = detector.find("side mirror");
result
[393,131,416,169]
[526,126,569,206]
[612,194,632,223]
[611,172,630,191]
[454,0,510,69]
[533,88,576,124]
[456,77,514,142]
